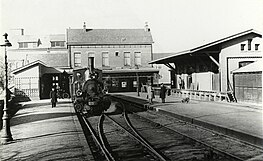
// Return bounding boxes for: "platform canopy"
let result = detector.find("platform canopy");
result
[149,29,262,72]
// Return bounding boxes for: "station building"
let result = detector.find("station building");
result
[149,29,262,104]
[7,23,159,100]
[67,23,158,92]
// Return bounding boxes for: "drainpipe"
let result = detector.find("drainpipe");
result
[68,46,72,68]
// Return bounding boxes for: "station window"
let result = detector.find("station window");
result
[115,51,119,57]
[134,52,141,66]
[124,52,131,66]
[255,44,260,51]
[240,44,246,51]
[102,52,109,66]
[74,52,81,67]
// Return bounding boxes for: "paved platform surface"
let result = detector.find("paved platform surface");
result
[111,92,263,147]
[0,93,262,160]
[0,99,94,161]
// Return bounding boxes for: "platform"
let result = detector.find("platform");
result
[0,99,94,161]
[111,92,263,147]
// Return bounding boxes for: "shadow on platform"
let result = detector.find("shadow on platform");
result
[11,112,73,126]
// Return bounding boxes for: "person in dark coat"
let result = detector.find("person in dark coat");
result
[50,88,57,108]
[159,83,167,103]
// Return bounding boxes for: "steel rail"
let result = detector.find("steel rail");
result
[98,114,116,161]
[105,112,168,161]
[122,109,168,161]
[82,115,113,161]
[134,113,245,161]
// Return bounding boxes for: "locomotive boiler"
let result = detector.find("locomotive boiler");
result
[72,57,111,115]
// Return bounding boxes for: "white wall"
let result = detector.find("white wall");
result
[15,66,39,78]
[14,66,40,89]
[70,45,153,69]
[153,64,170,84]
[192,72,213,91]
[219,37,262,92]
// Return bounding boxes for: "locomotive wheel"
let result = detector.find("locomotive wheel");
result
[75,104,83,113]
[63,93,69,99]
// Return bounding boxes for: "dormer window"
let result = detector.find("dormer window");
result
[255,44,260,51]
[240,44,246,51]
[51,41,65,47]
[19,42,28,48]
[18,42,38,48]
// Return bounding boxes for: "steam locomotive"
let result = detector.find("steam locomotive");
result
[72,57,111,115]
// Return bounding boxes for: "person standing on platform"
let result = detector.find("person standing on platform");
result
[159,83,167,103]
[178,76,185,89]
[147,83,154,104]
[50,87,57,108]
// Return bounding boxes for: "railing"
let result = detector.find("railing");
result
[169,88,229,102]
[14,77,39,98]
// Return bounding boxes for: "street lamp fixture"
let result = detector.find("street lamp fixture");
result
[1,33,13,144]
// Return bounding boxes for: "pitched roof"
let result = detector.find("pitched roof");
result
[67,29,153,45]
[50,34,66,41]
[11,60,64,75]
[17,35,39,43]
[16,34,65,43]
[149,29,262,64]
[11,60,47,74]
[233,59,262,73]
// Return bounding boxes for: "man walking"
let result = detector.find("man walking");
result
[50,87,57,108]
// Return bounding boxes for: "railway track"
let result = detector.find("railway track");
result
[76,101,263,161]
[103,109,168,161]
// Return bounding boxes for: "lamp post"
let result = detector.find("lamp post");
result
[1,33,13,144]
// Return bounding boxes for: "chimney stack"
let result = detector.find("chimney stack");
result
[145,22,150,32]
[83,22,86,31]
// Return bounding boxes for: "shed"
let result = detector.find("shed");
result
[232,60,262,104]
[12,60,69,100]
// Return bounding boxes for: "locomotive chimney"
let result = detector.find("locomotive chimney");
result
[88,57,95,74]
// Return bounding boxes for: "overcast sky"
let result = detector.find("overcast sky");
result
[0,0,262,53]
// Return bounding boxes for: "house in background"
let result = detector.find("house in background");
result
[8,32,70,71]
[67,23,159,92]
[8,31,71,100]
[149,29,262,104]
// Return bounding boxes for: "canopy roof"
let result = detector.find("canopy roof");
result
[149,29,262,64]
